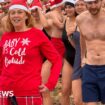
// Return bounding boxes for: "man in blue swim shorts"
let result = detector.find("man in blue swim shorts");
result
[76,0,105,104]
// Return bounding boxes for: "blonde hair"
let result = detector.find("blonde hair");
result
[6,11,35,32]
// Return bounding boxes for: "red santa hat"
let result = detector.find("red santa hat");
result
[29,0,42,10]
[9,0,29,12]
[49,0,56,9]
[49,0,64,9]
[27,0,33,5]
[55,0,65,7]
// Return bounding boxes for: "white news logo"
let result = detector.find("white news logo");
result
[0,91,14,97]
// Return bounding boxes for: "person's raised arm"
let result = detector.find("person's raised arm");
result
[37,8,52,29]
[51,12,64,29]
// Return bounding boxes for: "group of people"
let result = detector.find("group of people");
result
[0,0,105,105]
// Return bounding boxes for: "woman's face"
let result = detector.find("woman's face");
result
[31,8,39,20]
[9,9,28,28]
[65,5,75,17]
[75,0,86,14]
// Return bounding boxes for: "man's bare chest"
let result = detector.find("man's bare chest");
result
[80,21,105,40]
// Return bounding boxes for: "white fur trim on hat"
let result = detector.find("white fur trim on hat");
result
[50,0,65,9]
[75,0,79,4]
[9,5,28,11]
[50,4,57,9]
[30,6,41,10]
[64,0,75,4]
[56,0,65,7]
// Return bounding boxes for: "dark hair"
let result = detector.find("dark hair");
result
[46,8,51,13]
[65,2,75,7]
[64,2,78,17]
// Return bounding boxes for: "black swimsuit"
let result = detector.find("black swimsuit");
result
[62,21,75,66]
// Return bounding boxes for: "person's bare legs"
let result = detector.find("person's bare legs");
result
[72,79,84,105]
[60,59,73,105]
[41,60,53,105]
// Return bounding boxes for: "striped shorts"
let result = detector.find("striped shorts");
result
[0,96,43,105]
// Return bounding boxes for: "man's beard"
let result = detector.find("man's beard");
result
[89,8,100,15]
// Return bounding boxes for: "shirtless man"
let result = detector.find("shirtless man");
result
[0,0,11,39]
[0,0,5,38]
[76,0,105,104]
[41,1,73,105]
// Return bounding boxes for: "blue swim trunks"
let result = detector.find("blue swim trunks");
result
[82,64,105,104]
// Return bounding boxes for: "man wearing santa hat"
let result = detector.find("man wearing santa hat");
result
[76,0,105,104]
[29,2,53,105]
